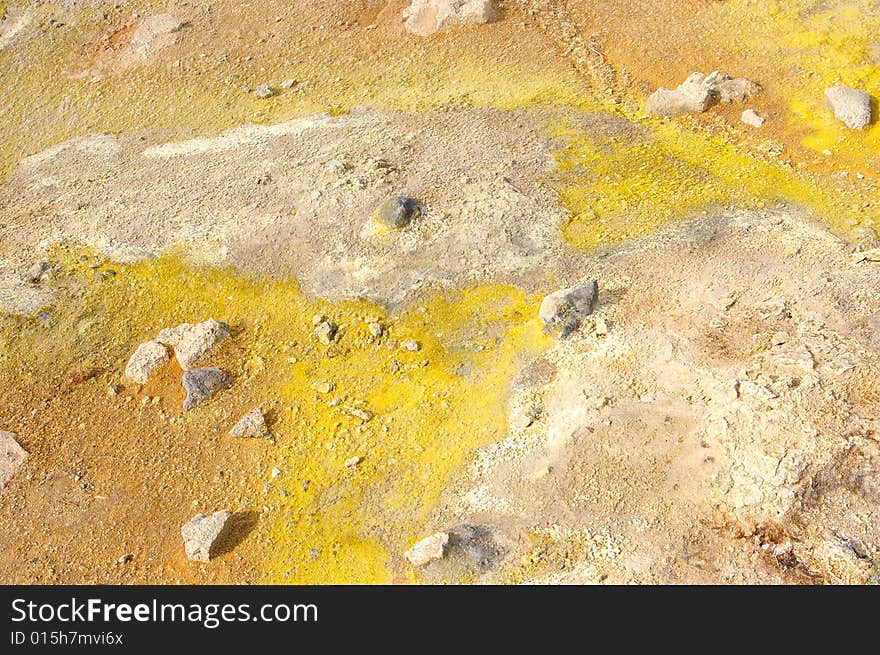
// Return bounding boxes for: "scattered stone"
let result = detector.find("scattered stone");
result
[646,72,714,116]
[271,467,282,478]
[770,331,789,346]
[646,71,760,117]
[310,380,334,394]
[253,84,274,99]
[539,280,599,337]
[345,406,373,422]
[181,368,229,410]
[403,0,495,37]
[181,510,231,562]
[344,455,362,469]
[229,407,270,438]
[314,319,337,345]
[123,340,170,384]
[156,318,230,370]
[825,86,872,130]
[130,14,186,58]
[375,195,420,229]
[281,79,298,89]
[24,261,50,283]
[767,344,815,376]
[117,554,132,564]
[528,465,552,481]
[0,431,27,490]
[367,321,385,338]
[799,535,872,584]
[594,315,609,336]
[852,225,880,252]
[400,339,421,351]
[741,109,765,128]
[735,379,777,401]
[405,532,450,567]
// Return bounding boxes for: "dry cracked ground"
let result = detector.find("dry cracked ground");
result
[1,0,880,585]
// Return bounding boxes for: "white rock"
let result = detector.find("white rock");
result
[741,109,765,128]
[124,340,170,384]
[646,72,715,117]
[156,318,230,369]
[403,0,495,37]
[314,320,336,346]
[0,431,27,490]
[230,407,270,438]
[181,510,231,562]
[253,84,274,99]
[825,86,872,129]
[405,531,449,566]
[130,14,185,58]
[646,71,760,117]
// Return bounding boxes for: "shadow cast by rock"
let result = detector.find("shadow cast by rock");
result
[211,510,259,559]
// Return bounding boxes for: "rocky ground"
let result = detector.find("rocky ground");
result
[1,1,879,584]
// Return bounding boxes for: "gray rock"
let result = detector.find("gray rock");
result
[156,318,230,370]
[539,280,599,338]
[124,340,170,384]
[182,367,229,410]
[0,431,27,490]
[181,510,231,562]
[375,195,420,229]
[403,0,495,37]
[230,407,270,438]
[825,86,872,129]
[713,73,761,103]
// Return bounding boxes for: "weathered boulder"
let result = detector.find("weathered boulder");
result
[0,431,27,490]
[157,318,229,370]
[646,71,760,117]
[124,340,170,384]
[403,0,495,37]
[130,14,186,58]
[375,195,420,229]
[825,85,872,129]
[539,280,599,337]
[181,510,231,562]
